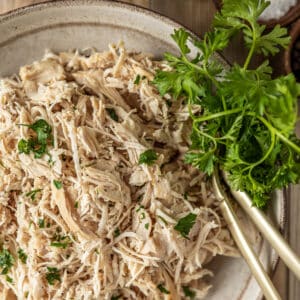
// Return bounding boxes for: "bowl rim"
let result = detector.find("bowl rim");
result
[0,1,287,299]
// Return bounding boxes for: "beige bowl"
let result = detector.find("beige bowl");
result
[0,1,285,299]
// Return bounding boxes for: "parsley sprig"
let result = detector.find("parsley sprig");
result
[153,0,300,208]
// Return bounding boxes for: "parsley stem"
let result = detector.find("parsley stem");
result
[255,115,300,154]
[242,127,276,172]
[192,123,217,149]
[195,108,242,124]
[182,55,220,88]
[274,131,300,154]
[243,26,256,70]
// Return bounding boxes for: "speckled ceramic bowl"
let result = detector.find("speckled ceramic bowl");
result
[0,1,285,299]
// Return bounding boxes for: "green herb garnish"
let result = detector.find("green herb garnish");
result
[46,267,60,285]
[18,119,53,159]
[136,205,144,212]
[25,189,42,201]
[153,0,300,208]
[183,286,196,299]
[157,283,170,294]
[53,180,62,190]
[38,219,45,228]
[145,223,149,230]
[106,108,119,122]
[174,213,197,239]
[17,249,27,264]
[138,149,158,165]
[50,234,71,249]
[134,74,141,84]
[0,249,14,274]
[50,242,69,249]
[113,228,121,238]
[6,275,13,283]
[74,201,79,209]
[111,295,121,300]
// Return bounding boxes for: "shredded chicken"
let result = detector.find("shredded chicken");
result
[0,44,239,299]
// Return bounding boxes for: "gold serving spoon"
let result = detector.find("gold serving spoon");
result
[212,169,300,300]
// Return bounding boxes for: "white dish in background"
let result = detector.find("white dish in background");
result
[0,1,285,299]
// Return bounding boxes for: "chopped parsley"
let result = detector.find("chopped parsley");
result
[157,283,170,294]
[145,223,149,230]
[174,213,197,239]
[106,108,119,122]
[136,205,145,212]
[53,180,62,190]
[6,275,13,283]
[113,228,121,238]
[25,189,42,201]
[111,295,121,300]
[17,119,53,159]
[46,267,60,285]
[183,286,196,299]
[0,249,14,274]
[17,249,27,264]
[74,201,79,209]
[50,234,71,249]
[50,242,69,249]
[134,74,141,84]
[38,218,45,228]
[138,149,158,165]
[140,212,146,220]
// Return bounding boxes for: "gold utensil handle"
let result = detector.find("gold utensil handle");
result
[228,186,300,281]
[212,174,281,300]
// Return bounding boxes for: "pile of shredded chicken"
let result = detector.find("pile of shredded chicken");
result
[0,44,239,299]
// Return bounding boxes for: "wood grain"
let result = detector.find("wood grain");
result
[0,1,298,300]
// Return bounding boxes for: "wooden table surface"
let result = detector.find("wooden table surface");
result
[0,1,299,299]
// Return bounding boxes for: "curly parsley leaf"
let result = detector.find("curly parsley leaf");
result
[153,0,300,208]
[185,151,215,175]
[138,149,158,165]
[0,249,14,275]
[171,28,190,55]
[174,213,197,239]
